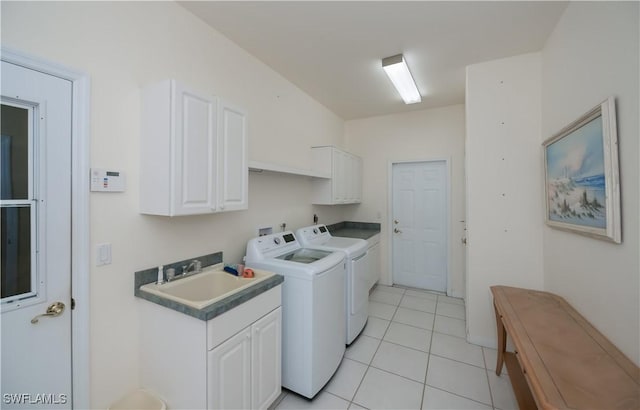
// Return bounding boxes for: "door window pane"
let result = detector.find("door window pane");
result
[1,104,29,200]
[1,101,35,303]
[1,206,31,299]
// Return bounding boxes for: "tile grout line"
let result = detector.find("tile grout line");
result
[420,294,439,409]
[348,290,403,409]
[363,293,471,409]
[423,383,495,409]
[377,336,431,354]
[371,298,465,321]
[481,344,497,410]
[428,352,490,372]
[308,289,468,410]
[423,296,493,409]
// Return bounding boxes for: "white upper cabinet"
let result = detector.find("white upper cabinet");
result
[140,80,248,216]
[218,100,248,212]
[311,146,362,205]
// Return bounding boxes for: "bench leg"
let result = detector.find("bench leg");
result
[494,302,506,376]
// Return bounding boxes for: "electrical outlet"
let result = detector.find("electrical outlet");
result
[258,227,273,236]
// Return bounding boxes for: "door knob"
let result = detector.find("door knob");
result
[31,302,65,324]
[394,219,399,224]
[394,228,402,234]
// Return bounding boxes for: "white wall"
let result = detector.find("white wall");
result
[344,105,466,298]
[465,53,544,347]
[541,2,639,365]
[1,2,346,407]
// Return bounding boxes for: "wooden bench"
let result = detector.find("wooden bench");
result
[491,286,639,410]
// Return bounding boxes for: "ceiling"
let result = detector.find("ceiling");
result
[180,1,568,120]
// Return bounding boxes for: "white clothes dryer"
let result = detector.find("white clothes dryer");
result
[295,224,370,345]
[245,232,346,399]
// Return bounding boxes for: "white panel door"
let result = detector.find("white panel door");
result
[392,161,448,291]
[173,82,217,215]
[1,61,72,408]
[218,100,248,212]
[208,327,252,410]
[251,308,281,410]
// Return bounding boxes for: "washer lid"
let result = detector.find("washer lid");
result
[324,236,368,256]
[275,248,333,264]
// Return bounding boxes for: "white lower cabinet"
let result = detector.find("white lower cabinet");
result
[250,309,282,409]
[208,327,252,409]
[208,308,281,410]
[367,236,381,289]
[139,286,282,410]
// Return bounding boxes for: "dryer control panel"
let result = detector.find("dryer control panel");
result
[297,224,331,244]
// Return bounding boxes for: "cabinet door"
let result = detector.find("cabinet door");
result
[343,153,354,203]
[368,243,381,289]
[218,100,248,212]
[251,308,282,410]
[333,149,348,203]
[352,156,362,203]
[173,82,218,215]
[208,327,251,410]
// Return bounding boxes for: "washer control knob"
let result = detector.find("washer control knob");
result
[273,237,281,245]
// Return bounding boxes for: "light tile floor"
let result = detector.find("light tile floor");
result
[272,285,518,410]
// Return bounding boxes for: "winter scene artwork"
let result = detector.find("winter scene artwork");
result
[543,97,621,243]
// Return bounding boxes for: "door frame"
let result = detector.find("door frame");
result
[2,47,91,409]
[387,158,451,295]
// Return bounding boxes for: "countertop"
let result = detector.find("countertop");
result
[134,251,284,321]
[327,221,381,240]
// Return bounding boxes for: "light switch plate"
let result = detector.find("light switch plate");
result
[96,243,112,266]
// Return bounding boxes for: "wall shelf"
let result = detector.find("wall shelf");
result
[248,160,331,179]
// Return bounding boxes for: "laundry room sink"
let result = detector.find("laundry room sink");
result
[140,266,274,309]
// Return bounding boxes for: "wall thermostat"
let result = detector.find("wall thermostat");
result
[90,168,126,192]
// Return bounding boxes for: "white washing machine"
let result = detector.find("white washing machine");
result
[295,224,370,345]
[245,231,346,399]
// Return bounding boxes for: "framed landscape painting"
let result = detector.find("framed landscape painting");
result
[543,97,621,243]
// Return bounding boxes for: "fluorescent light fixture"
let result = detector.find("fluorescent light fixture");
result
[382,54,421,104]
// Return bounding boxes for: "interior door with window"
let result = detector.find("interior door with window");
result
[1,61,72,408]
[392,161,448,292]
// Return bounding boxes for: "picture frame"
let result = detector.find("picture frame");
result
[542,97,621,243]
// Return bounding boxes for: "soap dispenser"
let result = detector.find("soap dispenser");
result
[157,265,164,285]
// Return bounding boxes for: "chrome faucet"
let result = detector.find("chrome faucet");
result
[166,260,202,282]
[181,260,202,276]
